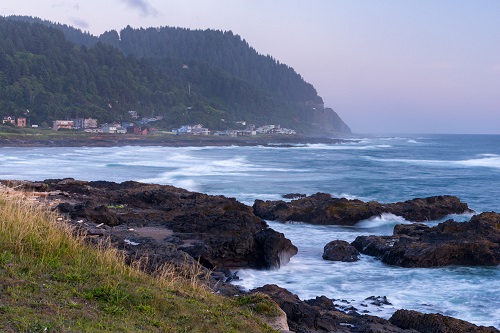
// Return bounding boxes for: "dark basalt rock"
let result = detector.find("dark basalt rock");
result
[352,212,500,267]
[2,179,297,271]
[282,193,307,199]
[323,240,359,262]
[389,309,499,333]
[253,193,472,225]
[252,284,419,333]
[254,228,298,268]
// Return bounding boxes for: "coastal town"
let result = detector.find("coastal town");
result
[1,112,297,137]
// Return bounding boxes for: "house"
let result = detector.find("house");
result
[116,126,127,134]
[101,122,127,134]
[192,124,209,135]
[174,125,193,134]
[71,118,83,129]
[256,125,276,134]
[83,118,98,128]
[101,124,118,133]
[128,110,139,119]
[237,130,256,136]
[72,118,98,129]
[53,120,74,131]
[83,128,103,133]
[16,117,27,127]
[173,124,209,135]
[127,125,141,135]
[214,130,238,137]
[2,116,15,125]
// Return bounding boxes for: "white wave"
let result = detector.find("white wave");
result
[330,192,363,200]
[355,213,411,229]
[455,155,500,169]
[297,143,393,151]
[427,212,475,226]
[366,155,500,169]
[140,175,200,192]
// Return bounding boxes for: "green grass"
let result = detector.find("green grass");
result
[0,190,280,332]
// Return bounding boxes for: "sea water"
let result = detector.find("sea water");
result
[1,134,499,328]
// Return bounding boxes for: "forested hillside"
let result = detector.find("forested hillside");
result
[1,16,351,134]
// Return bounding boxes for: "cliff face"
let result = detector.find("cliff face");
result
[304,107,352,135]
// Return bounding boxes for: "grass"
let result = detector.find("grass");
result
[0,189,280,332]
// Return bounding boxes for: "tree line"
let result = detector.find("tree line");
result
[1,16,348,133]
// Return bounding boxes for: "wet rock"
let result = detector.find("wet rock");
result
[352,212,500,267]
[351,235,399,257]
[323,240,359,262]
[282,193,306,199]
[252,284,418,333]
[0,179,50,192]
[254,228,298,268]
[365,296,392,306]
[389,309,499,333]
[387,196,471,222]
[4,178,297,270]
[253,193,472,225]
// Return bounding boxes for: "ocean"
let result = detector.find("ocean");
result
[1,134,499,328]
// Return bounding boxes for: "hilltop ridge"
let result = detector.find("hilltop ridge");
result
[0,15,350,135]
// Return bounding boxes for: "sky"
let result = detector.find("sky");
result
[1,0,499,134]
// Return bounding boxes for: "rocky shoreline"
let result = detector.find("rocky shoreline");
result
[0,132,353,148]
[1,179,498,333]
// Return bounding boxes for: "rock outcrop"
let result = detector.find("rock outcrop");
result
[0,179,297,272]
[352,212,500,267]
[389,309,499,333]
[253,285,499,333]
[253,284,416,333]
[253,193,472,225]
[322,240,359,262]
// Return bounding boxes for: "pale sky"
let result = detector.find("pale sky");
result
[2,0,499,134]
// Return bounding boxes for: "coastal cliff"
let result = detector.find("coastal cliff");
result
[2,179,499,332]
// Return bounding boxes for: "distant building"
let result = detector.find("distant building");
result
[2,116,15,125]
[256,124,295,135]
[116,126,127,134]
[53,120,74,131]
[214,130,255,137]
[83,128,103,133]
[256,125,276,134]
[83,118,98,128]
[128,110,139,119]
[192,124,209,135]
[122,122,135,129]
[72,118,84,129]
[72,118,98,129]
[16,117,27,127]
[127,125,141,135]
[101,123,127,134]
[173,124,209,135]
[101,124,116,133]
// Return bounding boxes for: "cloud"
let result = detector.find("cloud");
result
[71,17,89,29]
[120,0,158,16]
